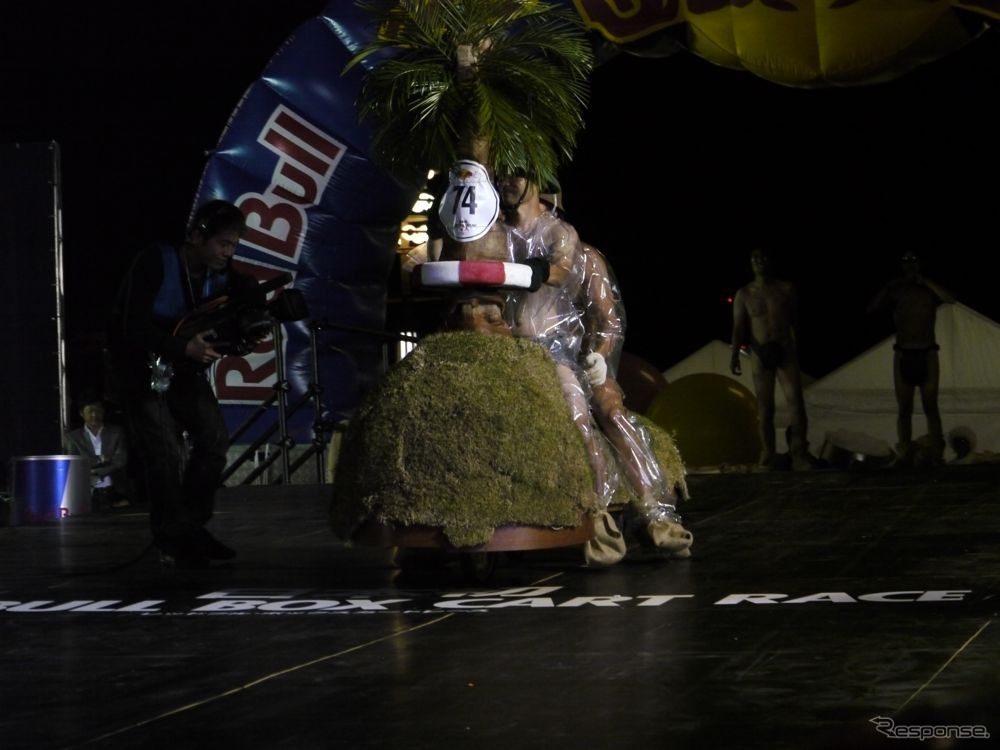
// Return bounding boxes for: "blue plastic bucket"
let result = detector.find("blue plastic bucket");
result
[10,455,91,525]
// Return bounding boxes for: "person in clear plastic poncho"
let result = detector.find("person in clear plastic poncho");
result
[498,173,693,564]
[576,241,692,558]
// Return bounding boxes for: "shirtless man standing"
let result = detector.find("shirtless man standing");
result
[730,247,811,470]
[867,251,955,464]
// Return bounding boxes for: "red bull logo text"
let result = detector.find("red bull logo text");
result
[214,106,345,404]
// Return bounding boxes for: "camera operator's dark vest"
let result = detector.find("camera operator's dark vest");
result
[152,244,229,323]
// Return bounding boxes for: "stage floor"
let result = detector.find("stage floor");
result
[2,464,998,749]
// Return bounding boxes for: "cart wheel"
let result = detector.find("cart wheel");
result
[459,551,499,583]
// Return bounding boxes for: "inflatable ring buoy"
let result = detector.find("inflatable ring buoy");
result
[413,260,538,290]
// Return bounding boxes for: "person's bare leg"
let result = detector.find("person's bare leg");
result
[557,364,612,503]
[778,363,812,469]
[591,380,665,501]
[920,351,944,462]
[590,378,692,557]
[752,355,777,467]
[893,351,916,462]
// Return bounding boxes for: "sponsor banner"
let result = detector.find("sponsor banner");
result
[192,4,421,442]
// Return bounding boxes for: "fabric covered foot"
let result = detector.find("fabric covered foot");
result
[582,510,626,567]
[623,505,693,560]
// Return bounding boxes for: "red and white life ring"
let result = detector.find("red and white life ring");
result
[413,260,537,290]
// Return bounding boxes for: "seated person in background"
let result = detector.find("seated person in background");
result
[64,394,130,510]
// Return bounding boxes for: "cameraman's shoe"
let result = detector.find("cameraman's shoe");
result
[158,538,210,569]
[195,528,237,560]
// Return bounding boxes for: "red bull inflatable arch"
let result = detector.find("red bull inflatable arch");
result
[192,0,1000,443]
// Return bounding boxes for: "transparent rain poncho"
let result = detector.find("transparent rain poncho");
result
[505,208,684,529]
[504,210,617,503]
[578,244,684,528]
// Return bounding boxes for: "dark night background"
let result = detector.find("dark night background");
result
[3,2,999,401]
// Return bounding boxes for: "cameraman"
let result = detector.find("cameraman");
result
[107,199,257,568]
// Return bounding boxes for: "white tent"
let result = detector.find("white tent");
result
[663,339,755,390]
[804,302,1000,461]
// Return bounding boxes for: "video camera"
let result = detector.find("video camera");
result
[173,271,310,357]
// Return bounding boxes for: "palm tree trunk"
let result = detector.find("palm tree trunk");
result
[439,41,512,335]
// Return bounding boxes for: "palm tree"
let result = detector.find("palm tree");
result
[347,0,594,194]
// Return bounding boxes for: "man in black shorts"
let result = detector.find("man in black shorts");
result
[868,251,955,465]
[730,248,811,470]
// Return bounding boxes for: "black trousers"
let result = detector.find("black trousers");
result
[122,371,229,549]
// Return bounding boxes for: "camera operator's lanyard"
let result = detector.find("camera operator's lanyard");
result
[181,251,207,307]
[180,248,227,307]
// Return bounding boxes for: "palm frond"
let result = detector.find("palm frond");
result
[349,0,594,183]
[345,1,451,71]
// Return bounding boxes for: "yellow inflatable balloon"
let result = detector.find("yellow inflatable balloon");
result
[645,372,762,468]
[572,0,1000,87]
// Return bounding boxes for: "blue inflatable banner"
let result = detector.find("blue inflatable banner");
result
[193,2,421,443]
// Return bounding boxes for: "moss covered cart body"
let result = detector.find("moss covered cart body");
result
[330,331,687,576]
